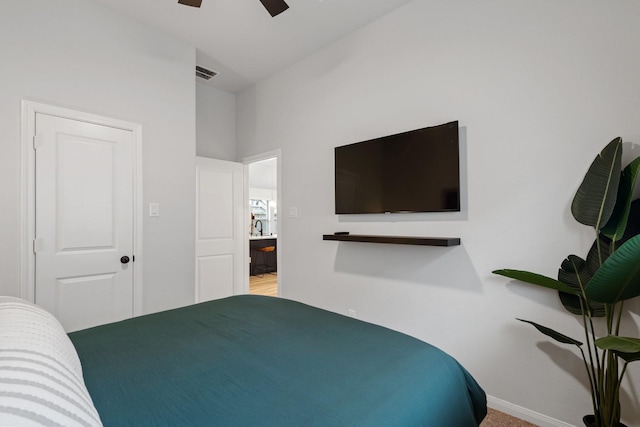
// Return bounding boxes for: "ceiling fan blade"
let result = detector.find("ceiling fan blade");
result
[178,0,202,7]
[259,0,289,17]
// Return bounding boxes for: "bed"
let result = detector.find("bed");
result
[1,295,486,426]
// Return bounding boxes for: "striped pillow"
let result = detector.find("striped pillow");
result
[0,296,103,427]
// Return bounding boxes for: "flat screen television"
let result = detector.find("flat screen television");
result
[334,121,460,214]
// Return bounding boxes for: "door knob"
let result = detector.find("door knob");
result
[120,256,130,264]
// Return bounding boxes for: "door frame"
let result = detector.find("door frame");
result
[20,100,143,316]
[242,149,281,296]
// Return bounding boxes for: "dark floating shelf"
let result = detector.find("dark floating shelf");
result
[322,234,460,247]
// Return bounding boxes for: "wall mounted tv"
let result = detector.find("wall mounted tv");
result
[334,121,460,214]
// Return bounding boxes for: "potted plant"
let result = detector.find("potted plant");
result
[493,137,640,427]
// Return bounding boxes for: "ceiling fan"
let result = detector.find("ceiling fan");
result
[178,0,289,17]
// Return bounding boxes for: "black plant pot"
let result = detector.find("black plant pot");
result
[583,415,628,427]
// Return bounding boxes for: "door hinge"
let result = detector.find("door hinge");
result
[32,238,43,254]
[33,134,44,150]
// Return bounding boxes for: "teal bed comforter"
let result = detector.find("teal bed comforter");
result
[69,295,486,426]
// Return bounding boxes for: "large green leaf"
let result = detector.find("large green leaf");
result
[601,156,640,241]
[558,255,591,292]
[596,335,640,353]
[616,352,640,363]
[518,319,582,346]
[557,255,605,317]
[615,199,640,246]
[586,235,613,273]
[493,269,579,295]
[586,235,640,304]
[595,336,640,362]
[571,137,622,229]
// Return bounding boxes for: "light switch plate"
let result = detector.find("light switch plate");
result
[149,202,160,217]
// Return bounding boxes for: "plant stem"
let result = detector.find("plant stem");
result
[610,362,628,427]
[579,346,599,420]
[615,301,624,336]
[596,233,604,265]
[604,351,620,426]
[574,256,603,419]
[579,295,600,416]
[600,303,621,427]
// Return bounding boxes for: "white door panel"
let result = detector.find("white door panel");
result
[196,255,234,301]
[198,168,234,239]
[56,135,116,250]
[54,273,125,332]
[196,157,245,302]
[35,113,134,332]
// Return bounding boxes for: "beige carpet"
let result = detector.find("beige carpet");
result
[481,408,539,427]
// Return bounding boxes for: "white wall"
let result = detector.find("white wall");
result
[236,0,640,425]
[196,81,237,161]
[1,0,196,314]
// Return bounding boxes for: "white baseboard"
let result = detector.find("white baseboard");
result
[487,395,578,427]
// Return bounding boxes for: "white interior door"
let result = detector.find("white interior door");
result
[34,113,134,332]
[196,157,245,302]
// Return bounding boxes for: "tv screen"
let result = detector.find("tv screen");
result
[334,121,460,214]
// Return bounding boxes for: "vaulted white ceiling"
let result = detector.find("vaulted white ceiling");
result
[94,0,412,93]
